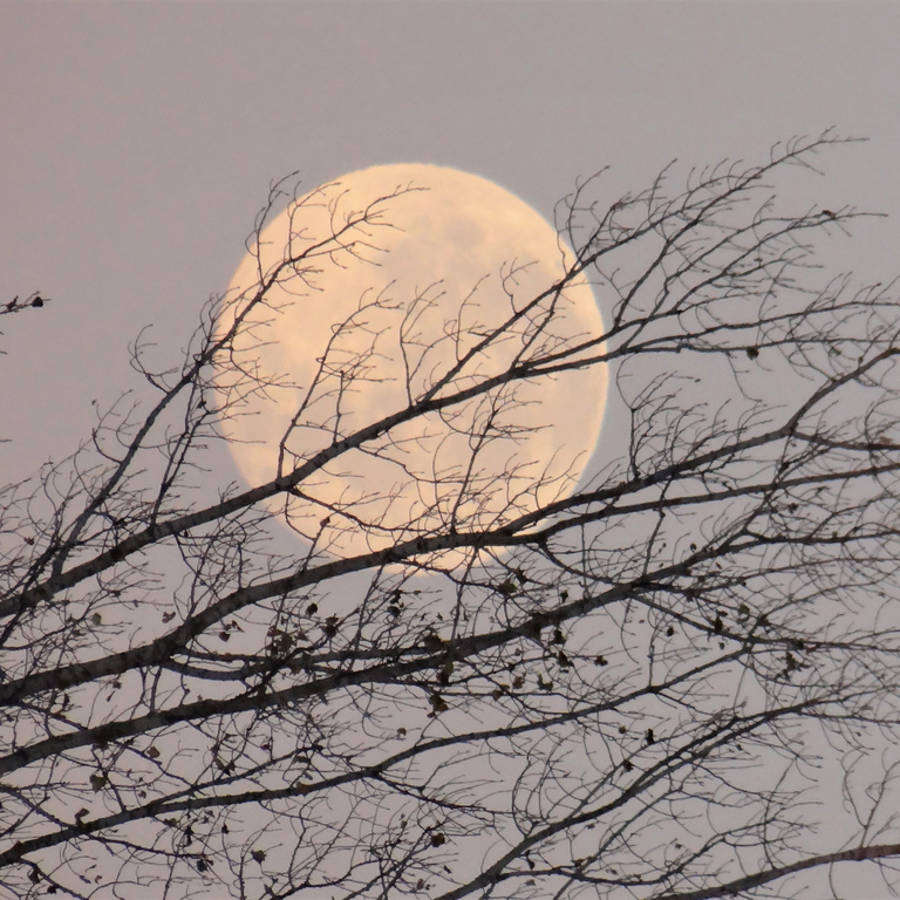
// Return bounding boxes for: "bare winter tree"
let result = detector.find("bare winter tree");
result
[1,130,899,899]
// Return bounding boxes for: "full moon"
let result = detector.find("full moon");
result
[214,164,607,561]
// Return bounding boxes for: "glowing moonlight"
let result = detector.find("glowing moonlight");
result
[214,164,607,559]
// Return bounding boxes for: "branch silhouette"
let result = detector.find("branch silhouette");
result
[2,130,899,899]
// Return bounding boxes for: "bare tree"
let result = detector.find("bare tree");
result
[1,130,899,899]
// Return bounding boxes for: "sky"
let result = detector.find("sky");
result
[2,0,899,491]
[2,3,900,896]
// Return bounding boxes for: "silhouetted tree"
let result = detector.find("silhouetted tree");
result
[1,130,899,899]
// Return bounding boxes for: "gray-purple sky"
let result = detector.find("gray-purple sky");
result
[3,0,899,486]
[2,5,900,896]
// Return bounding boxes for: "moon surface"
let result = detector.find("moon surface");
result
[214,164,607,560]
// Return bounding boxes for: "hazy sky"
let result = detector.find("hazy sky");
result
[2,0,899,486]
[2,4,900,897]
